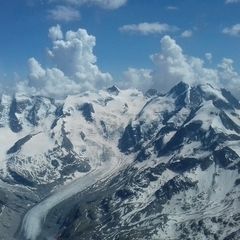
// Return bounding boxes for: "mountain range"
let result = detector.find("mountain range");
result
[0,82,240,240]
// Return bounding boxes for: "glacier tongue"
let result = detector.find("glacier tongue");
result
[21,152,128,240]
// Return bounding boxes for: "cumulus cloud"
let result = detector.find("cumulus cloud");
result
[223,24,240,37]
[119,22,179,35]
[22,59,82,97]
[121,68,152,91]
[14,25,240,99]
[18,25,112,98]
[181,30,193,38]
[49,0,127,10]
[150,36,219,92]
[48,24,63,40]
[28,58,46,83]
[48,5,80,22]
[217,58,240,96]
[122,35,240,97]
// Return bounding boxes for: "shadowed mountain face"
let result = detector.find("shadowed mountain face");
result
[0,82,240,240]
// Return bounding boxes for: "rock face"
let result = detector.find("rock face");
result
[0,82,240,240]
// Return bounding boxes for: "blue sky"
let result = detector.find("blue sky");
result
[0,0,240,96]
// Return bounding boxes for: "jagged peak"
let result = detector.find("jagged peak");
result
[168,81,190,97]
[168,82,222,99]
[145,88,159,98]
[164,81,240,111]
[106,85,120,95]
[221,88,240,109]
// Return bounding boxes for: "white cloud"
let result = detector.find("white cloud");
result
[48,5,80,22]
[28,58,46,83]
[48,24,63,40]
[205,53,212,63]
[217,58,240,96]
[43,0,127,23]
[225,0,240,3]
[14,25,240,99]
[18,25,112,98]
[150,36,218,92]
[119,22,179,35]
[121,68,152,91]
[223,24,240,37]
[121,35,240,97]
[24,59,82,97]
[49,0,127,9]
[181,30,193,38]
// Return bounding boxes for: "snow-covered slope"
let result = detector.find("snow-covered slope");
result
[0,87,146,187]
[0,82,240,240]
